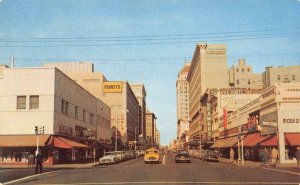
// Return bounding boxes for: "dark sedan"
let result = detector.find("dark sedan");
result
[175,150,191,163]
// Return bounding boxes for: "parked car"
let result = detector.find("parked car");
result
[201,150,219,162]
[144,147,160,164]
[175,150,191,163]
[99,152,119,165]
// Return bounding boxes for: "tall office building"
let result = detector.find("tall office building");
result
[130,83,147,143]
[187,43,229,141]
[176,63,190,142]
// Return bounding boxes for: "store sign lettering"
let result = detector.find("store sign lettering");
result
[283,118,300,123]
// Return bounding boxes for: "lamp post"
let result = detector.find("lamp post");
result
[134,126,139,152]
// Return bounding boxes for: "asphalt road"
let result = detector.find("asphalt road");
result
[1,152,300,185]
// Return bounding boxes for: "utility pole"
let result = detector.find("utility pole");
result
[114,114,118,152]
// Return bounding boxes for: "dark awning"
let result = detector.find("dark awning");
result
[243,132,270,147]
[285,133,300,146]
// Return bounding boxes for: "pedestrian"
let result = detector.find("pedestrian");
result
[35,152,43,174]
[260,148,269,166]
[230,148,235,163]
[271,147,278,167]
[28,154,34,168]
[296,147,300,168]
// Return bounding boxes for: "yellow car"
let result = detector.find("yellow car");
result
[144,147,160,164]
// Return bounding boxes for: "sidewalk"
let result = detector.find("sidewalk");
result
[0,162,97,169]
[218,157,300,173]
[219,157,298,168]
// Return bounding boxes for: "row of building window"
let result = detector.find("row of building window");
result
[61,99,94,125]
[236,68,250,72]
[17,96,39,110]
[277,75,296,80]
[286,88,300,92]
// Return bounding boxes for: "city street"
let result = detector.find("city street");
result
[1,152,299,185]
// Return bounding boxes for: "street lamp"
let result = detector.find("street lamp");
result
[134,126,139,152]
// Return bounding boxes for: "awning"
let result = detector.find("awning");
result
[210,136,238,148]
[243,132,270,147]
[0,135,50,147]
[46,136,89,149]
[285,133,300,146]
[260,134,288,147]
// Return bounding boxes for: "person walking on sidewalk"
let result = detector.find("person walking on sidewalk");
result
[296,147,300,168]
[230,148,235,164]
[271,147,278,167]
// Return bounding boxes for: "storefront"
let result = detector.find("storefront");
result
[0,134,92,165]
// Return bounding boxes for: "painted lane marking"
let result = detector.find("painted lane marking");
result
[3,170,62,185]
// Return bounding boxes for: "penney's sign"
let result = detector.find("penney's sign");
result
[103,81,123,93]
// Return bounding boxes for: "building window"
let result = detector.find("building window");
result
[277,75,280,80]
[248,79,251,85]
[89,113,94,124]
[29,96,39,109]
[292,75,296,80]
[237,79,239,85]
[17,96,26,110]
[83,110,86,122]
[236,68,239,72]
[75,106,78,119]
[61,99,65,113]
[247,68,250,72]
[242,68,244,72]
[65,102,69,115]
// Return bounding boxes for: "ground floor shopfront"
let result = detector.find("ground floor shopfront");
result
[210,131,300,163]
[0,134,114,166]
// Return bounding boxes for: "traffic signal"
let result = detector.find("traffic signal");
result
[40,126,44,134]
[35,126,38,134]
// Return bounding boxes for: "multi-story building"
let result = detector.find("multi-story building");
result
[146,110,156,147]
[228,58,263,89]
[155,129,160,147]
[211,82,300,164]
[129,83,147,144]
[0,67,111,165]
[187,43,229,142]
[262,65,300,89]
[42,62,140,148]
[176,63,190,143]
[43,62,94,73]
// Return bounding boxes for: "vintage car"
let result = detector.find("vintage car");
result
[175,150,191,163]
[99,152,119,165]
[201,150,219,162]
[144,147,160,164]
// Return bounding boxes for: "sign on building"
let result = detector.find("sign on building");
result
[103,81,123,93]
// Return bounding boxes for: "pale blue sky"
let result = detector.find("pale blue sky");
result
[1,0,300,145]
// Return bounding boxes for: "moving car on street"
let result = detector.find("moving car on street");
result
[175,150,191,163]
[144,147,160,164]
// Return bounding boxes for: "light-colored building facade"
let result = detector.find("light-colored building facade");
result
[0,67,111,164]
[187,43,229,141]
[155,129,160,147]
[43,62,94,73]
[228,58,263,89]
[42,62,140,147]
[176,63,190,142]
[146,110,156,147]
[129,83,147,143]
[262,65,300,89]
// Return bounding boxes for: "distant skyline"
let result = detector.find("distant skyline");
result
[1,0,300,145]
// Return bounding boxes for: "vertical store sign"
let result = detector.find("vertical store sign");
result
[206,103,212,138]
